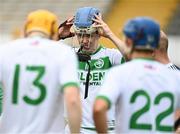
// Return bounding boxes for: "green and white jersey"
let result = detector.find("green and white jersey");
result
[97,58,180,134]
[0,37,79,133]
[0,84,3,115]
[79,45,125,130]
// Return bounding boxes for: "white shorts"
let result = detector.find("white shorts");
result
[65,125,115,134]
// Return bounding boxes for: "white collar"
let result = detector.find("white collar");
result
[166,62,174,68]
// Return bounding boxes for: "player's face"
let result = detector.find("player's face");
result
[76,32,100,54]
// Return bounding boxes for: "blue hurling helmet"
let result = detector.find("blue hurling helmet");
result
[123,17,160,50]
[73,7,100,34]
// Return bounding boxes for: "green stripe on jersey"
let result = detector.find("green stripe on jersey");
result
[81,126,114,131]
[133,57,154,61]
[0,84,3,115]
[121,57,126,64]
[79,56,112,70]
[61,82,79,92]
[96,95,112,109]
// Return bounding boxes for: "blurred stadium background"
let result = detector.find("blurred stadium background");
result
[0,0,180,66]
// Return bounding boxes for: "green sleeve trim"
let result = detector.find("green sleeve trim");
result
[96,95,112,109]
[81,126,114,131]
[61,82,79,93]
[121,57,126,64]
[0,84,3,115]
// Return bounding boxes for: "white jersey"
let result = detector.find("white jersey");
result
[79,46,124,131]
[0,37,79,133]
[97,58,180,134]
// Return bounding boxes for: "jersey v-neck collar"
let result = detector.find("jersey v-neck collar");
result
[90,45,103,55]
[132,57,155,61]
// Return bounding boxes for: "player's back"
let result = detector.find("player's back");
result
[113,59,180,134]
[0,37,72,133]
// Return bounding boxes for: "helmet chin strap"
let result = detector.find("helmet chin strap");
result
[76,32,93,99]
[88,33,92,50]
[77,45,83,53]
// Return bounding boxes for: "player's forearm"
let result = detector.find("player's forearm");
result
[64,86,81,133]
[107,32,127,55]
[93,109,108,133]
[66,95,81,133]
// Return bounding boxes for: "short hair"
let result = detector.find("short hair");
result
[158,31,168,52]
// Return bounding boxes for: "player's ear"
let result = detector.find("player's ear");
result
[152,49,156,57]
[125,38,133,48]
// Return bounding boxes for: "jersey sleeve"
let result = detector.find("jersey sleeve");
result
[0,47,3,82]
[58,46,79,92]
[96,66,124,109]
[176,72,180,109]
[0,47,4,115]
[111,48,125,66]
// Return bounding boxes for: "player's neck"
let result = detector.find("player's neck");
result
[131,51,154,60]
[155,54,170,64]
[27,32,49,39]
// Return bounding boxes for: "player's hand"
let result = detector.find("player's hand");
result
[92,14,113,38]
[175,127,180,134]
[58,16,75,39]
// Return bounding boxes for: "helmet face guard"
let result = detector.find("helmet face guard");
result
[123,17,160,50]
[72,24,97,35]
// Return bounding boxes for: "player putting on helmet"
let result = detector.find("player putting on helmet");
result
[93,17,180,134]
[58,7,127,55]
[72,7,101,54]
[59,7,125,134]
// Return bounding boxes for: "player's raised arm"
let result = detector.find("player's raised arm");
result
[92,14,128,56]
[58,16,75,39]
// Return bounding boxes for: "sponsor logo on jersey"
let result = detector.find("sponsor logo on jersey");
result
[94,59,104,69]
[78,71,106,86]
[79,71,105,81]
[79,56,112,70]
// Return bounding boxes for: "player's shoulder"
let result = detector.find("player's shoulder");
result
[0,38,24,52]
[165,69,180,91]
[168,68,180,79]
[108,60,133,75]
[109,59,159,75]
[31,38,73,53]
[102,46,120,54]
[99,45,123,57]
[51,40,73,55]
[0,38,72,56]
[153,62,180,83]
[169,64,180,71]
[55,40,72,49]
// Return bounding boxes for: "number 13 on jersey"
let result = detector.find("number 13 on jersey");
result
[12,64,47,105]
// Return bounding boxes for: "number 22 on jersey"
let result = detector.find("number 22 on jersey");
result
[12,64,46,105]
[129,89,174,132]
